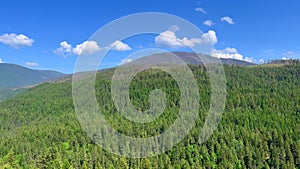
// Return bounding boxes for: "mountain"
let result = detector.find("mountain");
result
[131,52,256,66]
[0,63,65,88]
[0,63,65,101]
[0,63,299,168]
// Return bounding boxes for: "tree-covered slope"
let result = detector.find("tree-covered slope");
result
[0,88,27,102]
[0,64,299,168]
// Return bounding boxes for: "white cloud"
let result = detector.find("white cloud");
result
[121,58,133,64]
[73,41,101,55]
[223,47,238,53]
[244,57,257,63]
[211,47,243,60]
[54,40,131,57]
[195,8,207,14]
[212,47,264,64]
[282,57,288,60]
[25,62,39,67]
[107,40,132,51]
[203,20,214,27]
[221,16,235,24]
[259,59,265,64]
[54,41,73,57]
[201,30,218,45]
[0,33,34,48]
[0,58,4,63]
[155,30,185,48]
[155,26,217,48]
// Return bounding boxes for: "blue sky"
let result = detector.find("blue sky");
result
[0,0,299,73]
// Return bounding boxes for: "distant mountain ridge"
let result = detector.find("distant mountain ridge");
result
[0,63,65,88]
[158,52,256,66]
[0,63,65,101]
[129,52,256,66]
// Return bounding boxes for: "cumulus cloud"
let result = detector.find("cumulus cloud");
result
[244,57,257,63]
[25,62,39,67]
[211,47,243,60]
[155,26,217,48]
[221,16,235,24]
[54,40,131,57]
[282,57,288,60]
[0,33,34,48]
[155,30,185,48]
[54,41,73,57]
[211,47,264,63]
[107,40,132,51]
[223,47,238,53]
[201,30,218,44]
[73,41,101,55]
[203,20,214,27]
[0,58,4,63]
[259,59,265,64]
[121,58,133,65]
[195,8,207,14]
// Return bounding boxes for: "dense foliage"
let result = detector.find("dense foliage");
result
[0,88,27,101]
[0,64,299,168]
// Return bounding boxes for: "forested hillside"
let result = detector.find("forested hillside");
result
[0,88,27,102]
[0,64,299,168]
